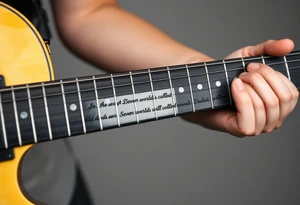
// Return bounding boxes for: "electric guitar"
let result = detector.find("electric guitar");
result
[1,2,300,205]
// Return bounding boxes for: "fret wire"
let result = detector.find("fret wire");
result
[129,71,139,123]
[0,93,8,148]
[60,80,71,136]
[27,85,37,143]
[148,69,158,120]
[186,65,195,113]
[284,55,291,80]
[241,57,246,72]
[261,55,266,65]
[12,88,22,146]
[204,62,214,109]
[76,78,87,133]
[42,82,53,140]
[223,60,233,106]
[93,76,103,130]
[166,66,177,116]
[110,74,121,127]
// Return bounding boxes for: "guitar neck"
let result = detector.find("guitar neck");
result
[1,52,300,149]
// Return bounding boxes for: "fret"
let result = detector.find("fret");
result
[96,75,118,129]
[1,89,19,147]
[79,77,102,132]
[224,59,244,82]
[63,80,83,135]
[76,78,87,133]
[186,65,195,113]
[93,76,103,130]
[286,53,300,87]
[264,56,287,78]
[131,70,156,122]
[30,85,52,142]
[60,80,71,136]
[113,73,138,126]
[26,85,37,143]
[0,93,8,149]
[167,66,193,115]
[205,60,231,108]
[261,55,266,65]
[129,71,140,123]
[166,66,177,116]
[204,62,214,109]
[14,88,34,145]
[148,69,158,119]
[151,67,177,117]
[42,83,52,140]
[223,60,233,106]
[110,75,121,127]
[241,57,246,72]
[283,56,291,80]
[11,88,22,145]
[243,56,264,66]
[44,83,68,139]
[187,63,212,111]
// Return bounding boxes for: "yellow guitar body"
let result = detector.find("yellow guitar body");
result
[0,2,54,205]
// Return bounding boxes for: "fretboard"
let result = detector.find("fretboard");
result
[1,52,300,149]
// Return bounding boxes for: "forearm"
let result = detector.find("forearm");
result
[52,3,212,72]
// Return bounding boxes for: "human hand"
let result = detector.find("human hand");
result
[183,39,299,137]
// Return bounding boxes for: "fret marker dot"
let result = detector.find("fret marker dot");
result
[70,104,77,111]
[20,111,28,119]
[178,87,184,93]
[197,84,203,90]
[216,81,221,87]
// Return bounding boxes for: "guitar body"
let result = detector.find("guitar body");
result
[0,2,54,205]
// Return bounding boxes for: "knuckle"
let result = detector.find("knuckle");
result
[294,90,299,99]
[242,46,254,56]
[245,73,259,85]
[267,97,279,109]
[280,92,293,103]
[256,101,265,111]
[265,40,275,47]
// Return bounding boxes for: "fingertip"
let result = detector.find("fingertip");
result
[266,38,294,56]
[233,78,245,91]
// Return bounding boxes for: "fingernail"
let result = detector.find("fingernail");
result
[234,78,245,91]
[248,63,260,71]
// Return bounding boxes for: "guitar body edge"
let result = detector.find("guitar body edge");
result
[0,2,54,205]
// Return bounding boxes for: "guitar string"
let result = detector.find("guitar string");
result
[1,61,300,126]
[2,60,299,138]
[1,59,300,105]
[4,78,300,145]
[0,53,300,94]
[3,66,300,135]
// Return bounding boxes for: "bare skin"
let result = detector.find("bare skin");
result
[50,0,299,138]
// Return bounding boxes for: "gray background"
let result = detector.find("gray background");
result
[29,0,300,204]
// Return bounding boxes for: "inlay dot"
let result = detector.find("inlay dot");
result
[178,87,184,93]
[197,84,203,90]
[216,81,221,87]
[20,111,28,119]
[70,104,77,111]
